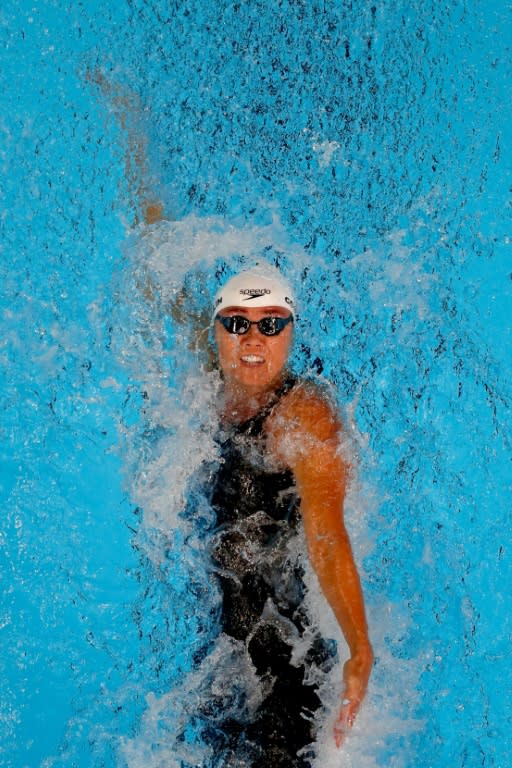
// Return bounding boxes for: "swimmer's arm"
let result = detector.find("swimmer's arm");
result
[86,70,164,225]
[87,71,211,346]
[271,392,373,744]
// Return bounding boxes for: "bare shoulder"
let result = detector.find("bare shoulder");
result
[266,378,342,459]
[276,378,341,439]
[266,377,348,474]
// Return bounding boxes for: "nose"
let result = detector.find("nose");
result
[241,323,263,343]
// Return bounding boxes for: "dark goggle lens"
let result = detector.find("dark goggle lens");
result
[257,316,291,335]
[217,315,293,336]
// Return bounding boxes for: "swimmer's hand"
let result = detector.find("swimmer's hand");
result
[334,647,373,746]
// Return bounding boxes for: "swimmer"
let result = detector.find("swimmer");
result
[88,74,372,762]
[206,267,373,765]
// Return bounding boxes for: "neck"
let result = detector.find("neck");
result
[219,373,288,424]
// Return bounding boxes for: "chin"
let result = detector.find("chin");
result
[233,368,281,394]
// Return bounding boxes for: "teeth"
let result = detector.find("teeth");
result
[241,355,264,363]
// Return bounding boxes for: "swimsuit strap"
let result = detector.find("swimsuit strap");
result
[235,374,297,437]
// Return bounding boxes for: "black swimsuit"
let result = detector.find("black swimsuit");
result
[206,377,335,768]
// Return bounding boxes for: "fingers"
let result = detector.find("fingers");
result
[334,648,373,747]
[333,696,360,747]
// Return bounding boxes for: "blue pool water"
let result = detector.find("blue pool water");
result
[1,1,511,766]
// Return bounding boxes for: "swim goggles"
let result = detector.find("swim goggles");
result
[216,314,293,336]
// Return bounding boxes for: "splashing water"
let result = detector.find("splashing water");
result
[2,1,511,767]
[108,214,424,768]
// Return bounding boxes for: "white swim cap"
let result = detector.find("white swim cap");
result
[213,268,295,319]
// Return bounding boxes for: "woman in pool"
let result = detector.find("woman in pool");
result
[203,266,372,766]
[88,73,372,764]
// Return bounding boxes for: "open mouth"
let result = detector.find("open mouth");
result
[240,354,265,364]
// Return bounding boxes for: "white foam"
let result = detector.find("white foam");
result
[312,139,341,168]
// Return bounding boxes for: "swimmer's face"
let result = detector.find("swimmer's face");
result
[214,306,293,394]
